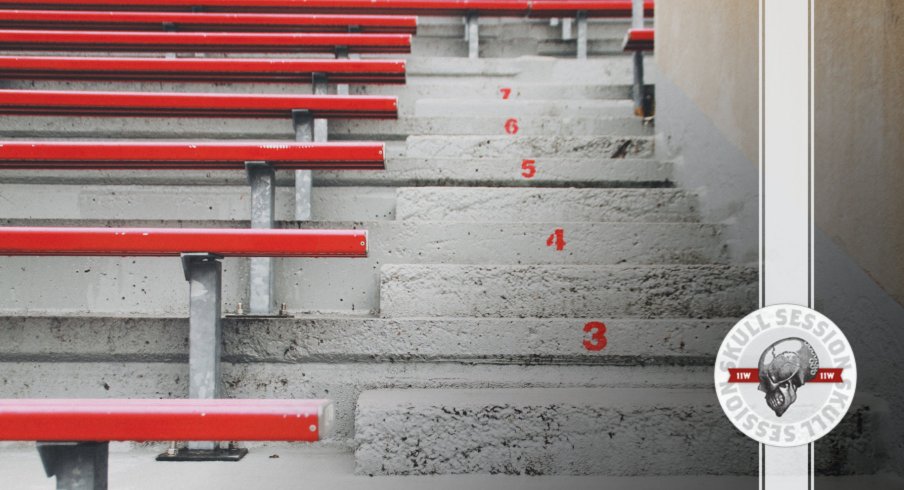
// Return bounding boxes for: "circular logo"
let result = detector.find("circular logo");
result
[714,304,857,447]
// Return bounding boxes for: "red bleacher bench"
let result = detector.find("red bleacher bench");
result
[0,56,406,84]
[0,398,333,487]
[0,9,418,33]
[0,0,654,17]
[0,29,411,53]
[0,398,333,442]
[0,226,368,257]
[0,141,385,170]
[623,27,653,51]
[0,89,398,118]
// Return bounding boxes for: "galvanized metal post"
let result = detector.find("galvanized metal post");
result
[576,11,588,59]
[246,162,275,315]
[562,17,573,40]
[631,0,645,116]
[336,27,360,96]
[293,109,314,221]
[37,442,108,490]
[466,13,479,59]
[183,252,222,452]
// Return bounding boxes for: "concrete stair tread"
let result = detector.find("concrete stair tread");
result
[1,444,896,489]
[355,387,883,476]
[0,158,671,188]
[379,264,757,319]
[403,135,654,158]
[397,187,698,222]
[0,315,736,365]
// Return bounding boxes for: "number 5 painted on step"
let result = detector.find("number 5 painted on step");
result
[583,321,607,351]
[521,159,536,179]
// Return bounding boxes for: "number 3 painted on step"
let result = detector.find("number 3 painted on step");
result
[583,321,608,351]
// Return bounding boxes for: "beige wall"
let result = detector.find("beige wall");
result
[814,0,904,305]
[656,0,904,305]
[656,0,758,164]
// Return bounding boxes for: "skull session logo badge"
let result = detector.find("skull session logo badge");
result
[714,304,856,447]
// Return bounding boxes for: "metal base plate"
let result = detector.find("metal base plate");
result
[156,448,248,462]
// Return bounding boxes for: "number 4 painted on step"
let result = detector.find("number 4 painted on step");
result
[546,228,565,251]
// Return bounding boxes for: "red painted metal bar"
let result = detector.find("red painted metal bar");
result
[0,29,411,54]
[0,227,368,257]
[0,89,398,119]
[0,399,332,441]
[0,9,418,33]
[0,0,652,17]
[528,0,653,18]
[622,27,653,51]
[0,141,385,170]
[0,56,407,84]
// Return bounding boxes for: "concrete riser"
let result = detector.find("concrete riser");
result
[0,158,673,188]
[0,221,727,315]
[354,388,884,476]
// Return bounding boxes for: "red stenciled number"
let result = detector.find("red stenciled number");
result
[546,228,565,251]
[583,321,607,351]
[500,87,512,100]
[521,159,536,179]
[504,118,519,135]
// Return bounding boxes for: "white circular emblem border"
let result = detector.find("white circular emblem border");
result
[714,304,857,447]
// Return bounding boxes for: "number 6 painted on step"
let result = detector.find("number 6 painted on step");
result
[504,118,519,135]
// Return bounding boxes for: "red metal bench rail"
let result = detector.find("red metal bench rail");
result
[0,89,398,118]
[0,399,332,441]
[0,29,411,53]
[623,27,653,51]
[0,0,653,17]
[0,56,406,84]
[0,227,368,257]
[0,141,385,170]
[0,9,418,33]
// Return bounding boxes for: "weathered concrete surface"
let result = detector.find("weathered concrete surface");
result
[0,316,732,365]
[396,188,697,222]
[0,220,727,315]
[0,114,646,138]
[415,99,634,118]
[0,185,396,221]
[0,361,716,440]
[354,388,884,476]
[0,158,672,188]
[352,82,636,100]
[0,185,696,223]
[405,135,654,158]
[380,264,757,318]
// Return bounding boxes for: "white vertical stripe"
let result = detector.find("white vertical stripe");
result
[760,0,814,488]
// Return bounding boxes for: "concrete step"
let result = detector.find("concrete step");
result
[0,114,646,139]
[379,264,757,318]
[402,56,651,85]
[0,444,898,490]
[0,158,673,188]
[0,184,396,221]
[0,361,716,442]
[0,219,728,315]
[0,315,731,366]
[0,185,691,223]
[404,135,654,158]
[410,37,624,58]
[354,387,884,476]
[397,188,697,222]
[416,17,632,40]
[352,81,636,100]
[414,98,634,118]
